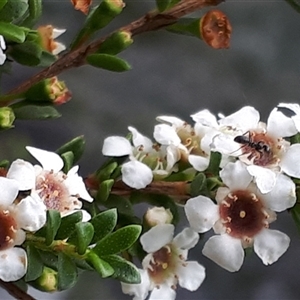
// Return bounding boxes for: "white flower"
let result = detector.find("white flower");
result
[154,115,214,172]
[102,126,179,189]
[0,177,46,281]
[185,161,294,272]
[121,224,205,300]
[9,147,93,221]
[211,105,300,193]
[0,35,6,65]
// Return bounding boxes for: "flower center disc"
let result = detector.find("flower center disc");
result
[0,209,17,251]
[219,190,266,239]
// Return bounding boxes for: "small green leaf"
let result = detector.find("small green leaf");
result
[12,102,61,120]
[0,159,9,168]
[104,255,141,284]
[87,252,114,278]
[68,222,94,255]
[45,210,61,246]
[20,0,42,28]
[290,133,300,144]
[0,21,26,43]
[57,253,78,290]
[291,203,300,235]
[55,211,83,240]
[0,1,7,11]
[10,41,42,66]
[97,31,133,55]
[60,151,74,173]
[25,244,44,282]
[164,168,196,181]
[38,51,56,67]
[205,151,221,176]
[166,18,200,38]
[56,136,85,165]
[105,194,134,216]
[37,250,58,270]
[0,0,28,23]
[97,179,114,202]
[156,0,172,12]
[190,173,207,197]
[90,209,118,244]
[87,53,131,72]
[96,161,118,182]
[93,225,142,256]
[71,0,125,49]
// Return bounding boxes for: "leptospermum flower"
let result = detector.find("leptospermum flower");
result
[211,105,300,193]
[10,147,93,221]
[154,115,214,172]
[121,224,205,300]
[102,126,179,189]
[0,35,6,65]
[185,160,294,272]
[0,176,46,281]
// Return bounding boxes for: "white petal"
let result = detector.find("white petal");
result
[253,228,290,265]
[141,224,174,253]
[261,173,296,212]
[65,166,93,202]
[121,269,150,300]
[220,161,252,190]
[102,136,132,156]
[7,159,35,191]
[52,42,66,55]
[0,248,27,282]
[0,50,6,65]
[191,109,218,127]
[121,161,153,189]
[246,165,276,194]
[202,235,244,272]
[166,145,180,170]
[149,284,176,300]
[26,146,63,172]
[156,116,185,128]
[177,261,205,291]
[52,28,66,38]
[211,133,242,155]
[153,124,181,146]
[188,154,209,172]
[173,227,199,250]
[184,196,219,233]
[218,106,260,129]
[128,126,153,151]
[16,194,46,231]
[281,144,300,178]
[0,177,19,206]
[0,35,6,50]
[267,107,297,138]
[62,209,91,222]
[279,103,300,132]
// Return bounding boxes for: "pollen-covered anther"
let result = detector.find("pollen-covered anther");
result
[250,193,258,201]
[9,225,17,233]
[225,216,232,223]
[2,210,9,215]
[162,263,168,269]
[171,285,177,290]
[222,200,231,207]
[226,227,232,234]
[243,236,252,244]
[179,254,184,260]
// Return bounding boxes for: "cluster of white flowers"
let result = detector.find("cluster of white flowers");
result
[0,146,92,282]
[105,103,300,299]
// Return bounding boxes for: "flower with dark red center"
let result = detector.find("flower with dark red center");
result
[121,224,205,299]
[211,104,300,193]
[18,146,93,221]
[185,161,294,272]
[0,177,46,281]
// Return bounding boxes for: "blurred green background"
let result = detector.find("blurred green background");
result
[1,0,300,299]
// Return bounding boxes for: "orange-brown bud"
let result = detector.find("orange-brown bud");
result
[200,10,232,49]
[71,0,92,15]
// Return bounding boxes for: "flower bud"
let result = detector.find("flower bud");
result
[0,107,15,128]
[200,10,232,49]
[37,25,66,55]
[25,77,72,105]
[33,267,58,292]
[71,0,92,14]
[144,206,173,228]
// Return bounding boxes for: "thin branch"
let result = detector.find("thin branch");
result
[9,0,224,95]
[0,280,36,300]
